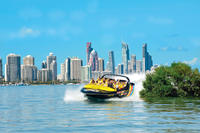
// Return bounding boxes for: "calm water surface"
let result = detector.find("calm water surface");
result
[0,85,200,133]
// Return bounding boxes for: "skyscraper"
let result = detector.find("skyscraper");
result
[98,58,104,72]
[0,58,2,78]
[5,54,21,82]
[50,60,57,81]
[86,42,93,65]
[89,50,99,71]
[128,60,131,73]
[60,63,65,81]
[116,64,124,75]
[108,51,115,74]
[122,42,129,74]
[131,55,136,73]
[37,69,52,82]
[142,43,153,72]
[136,60,142,73]
[81,65,91,82]
[21,55,37,82]
[23,55,34,65]
[70,57,82,81]
[64,58,71,81]
[41,61,47,69]
[21,65,37,82]
[47,53,57,80]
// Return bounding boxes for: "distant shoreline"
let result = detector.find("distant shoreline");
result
[0,81,87,86]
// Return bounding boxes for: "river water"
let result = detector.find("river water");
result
[0,74,200,133]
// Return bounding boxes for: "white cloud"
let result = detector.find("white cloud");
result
[10,27,40,38]
[183,57,198,65]
[148,16,173,24]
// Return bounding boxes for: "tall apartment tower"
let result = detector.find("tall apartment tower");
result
[64,58,71,81]
[142,43,153,72]
[5,54,21,82]
[116,64,124,75]
[0,58,2,78]
[41,61,47,69]
[23,55,34,65]
[108,51,115,74]
[37,69,51,82]
[89,50,99,71]
[70,57,82,81]
[50,60,57,81]
[47,53,57,81]
[86,42,93,65]
[81,65,91,82]
[131,55,136,73]
[21,55,37,82]
[136,60,142,73]
[98,58,104,72]
[60,63,65,81]
[122,42,129,74]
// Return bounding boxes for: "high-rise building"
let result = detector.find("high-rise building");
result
[5,54,21,82]
[64,58,71,81]
[128,60,131,73]
[131,55,136,73]
[86,42,93,65]
[89,50,99,71]
[60,63,65,81]
[122,42,129,74]
[116,64,124,75]
[136,60,142,73]
[91,71,101,80]
[70,57,82,81]
[21,55,37,82]
[142,43,153,72]
[37,69,52,82]
[41,61,47,69]
[106,61,110,71]
[21,65,37,82]
[98,58,104,72]
[23,55,34,66]
[81,65,91,82]
[50,60,57,81]
[108,51,115,74]
[0,58,2,78]
[47,53,57,80]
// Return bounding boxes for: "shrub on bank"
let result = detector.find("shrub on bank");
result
[140,62,200,98]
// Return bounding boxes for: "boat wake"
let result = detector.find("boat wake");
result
[63,73,146,102]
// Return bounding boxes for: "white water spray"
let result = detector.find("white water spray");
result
[64,73,146,102]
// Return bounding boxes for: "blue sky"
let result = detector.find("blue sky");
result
[0,0,200,73]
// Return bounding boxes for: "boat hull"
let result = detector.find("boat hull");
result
[81,87,130,99]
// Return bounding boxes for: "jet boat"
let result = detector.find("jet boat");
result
[81,74,135,100]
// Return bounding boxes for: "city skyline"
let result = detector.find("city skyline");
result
[0,0,200,71]
[0,42,153,83]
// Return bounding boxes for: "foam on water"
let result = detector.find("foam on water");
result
[64,84,86,101]
[64,73,146,102]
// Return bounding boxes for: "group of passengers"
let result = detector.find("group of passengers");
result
[89,77,127,89]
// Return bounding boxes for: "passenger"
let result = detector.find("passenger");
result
[108,79,114,88]
[90,78,95,84]
[115,80,120,89]
[118,80,124,90]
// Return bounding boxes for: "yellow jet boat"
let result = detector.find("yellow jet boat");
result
[81,74,135,99]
